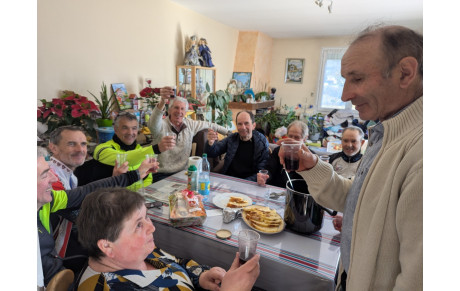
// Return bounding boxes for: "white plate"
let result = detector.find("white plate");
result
[212,193,253,209]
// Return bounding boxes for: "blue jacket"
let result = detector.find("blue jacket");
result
[205,130,269,181]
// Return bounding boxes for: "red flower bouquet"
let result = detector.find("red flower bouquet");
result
[37,91,99,138]
[139,79,161,108]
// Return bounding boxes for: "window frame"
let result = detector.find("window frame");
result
[315,47,357,115]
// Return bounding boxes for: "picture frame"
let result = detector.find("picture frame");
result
[111,83,132,110]
[284,58,305,84]
[232,72,252,91]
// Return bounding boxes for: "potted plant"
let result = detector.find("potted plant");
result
[306,113,324,141]
[255,107,297,142]
[37,91,99,140]
[254,91,269,102]
[205,83,233,128]
[88,82,115,127]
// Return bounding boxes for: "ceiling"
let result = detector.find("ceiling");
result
[169,0,423,38]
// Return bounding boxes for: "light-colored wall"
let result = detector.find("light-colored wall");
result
[270,36,353,113]
[38,0,356,114]
[38,0,239,104]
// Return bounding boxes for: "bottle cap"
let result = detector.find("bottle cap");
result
[188,165,197,171]
[215,229,232,240]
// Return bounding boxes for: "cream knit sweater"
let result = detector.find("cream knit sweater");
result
[300,97,423,290]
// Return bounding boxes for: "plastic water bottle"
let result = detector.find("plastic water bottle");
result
[199,153,211,199]
[187,165,198,191]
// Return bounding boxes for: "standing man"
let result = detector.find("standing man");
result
[280,25,423,290]
[328,125,365,179]
[94,111,175,189]
[206,110,269,181]
[148,91,230,182]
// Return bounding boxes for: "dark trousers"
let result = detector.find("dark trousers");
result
[340,271,347,291]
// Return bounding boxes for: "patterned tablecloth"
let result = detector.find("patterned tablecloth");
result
[145,171,341,291]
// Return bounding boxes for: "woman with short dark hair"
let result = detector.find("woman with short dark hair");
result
[76,188,260,290]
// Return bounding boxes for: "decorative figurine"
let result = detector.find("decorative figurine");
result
[198,38,214,67]
[184,35,201,66]
[270,88,277,100]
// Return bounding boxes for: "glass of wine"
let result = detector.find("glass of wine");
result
[238,229,260,265]
[281,140,302,171]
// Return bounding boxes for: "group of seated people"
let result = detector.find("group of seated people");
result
[38,86,366,290]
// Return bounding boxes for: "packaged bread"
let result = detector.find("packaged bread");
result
[169,189,207,227]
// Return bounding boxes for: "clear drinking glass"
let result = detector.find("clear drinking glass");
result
[116,153,128,168]
[238,229,260,264]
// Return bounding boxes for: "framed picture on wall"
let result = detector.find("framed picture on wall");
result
[285,58,305,84]
[232,72,252,91]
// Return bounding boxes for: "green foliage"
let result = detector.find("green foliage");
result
[254,91,269,101]
[306,113,324,136]
[233,94,247,102]
[256,108,297,135]
[88,82,115,119]
[205,83,233,128]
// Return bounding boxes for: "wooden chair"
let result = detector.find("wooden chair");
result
[46,269,74,291]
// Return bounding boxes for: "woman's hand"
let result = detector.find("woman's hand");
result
[220,252,260,291]
[198,267,226,291]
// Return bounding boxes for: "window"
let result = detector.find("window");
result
[316,47,355,113]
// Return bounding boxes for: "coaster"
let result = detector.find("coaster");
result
[216,229,232,240]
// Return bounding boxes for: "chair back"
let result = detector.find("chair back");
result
[46,269,74,291]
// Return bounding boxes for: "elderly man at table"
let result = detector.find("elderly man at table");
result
[205,110,269,181]
[257,120,312,188]
[37,146,158,286]
[328,125,365,180]
[94,111,175,190]
[280,25,423,290]
[76,187,260,290]
[147,91,230,182]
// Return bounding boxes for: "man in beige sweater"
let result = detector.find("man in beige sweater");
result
[280,25,423,290]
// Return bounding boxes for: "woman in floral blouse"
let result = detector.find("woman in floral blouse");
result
[76,188,260,290]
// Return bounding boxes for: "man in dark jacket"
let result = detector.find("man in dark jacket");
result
[205,111,269,181]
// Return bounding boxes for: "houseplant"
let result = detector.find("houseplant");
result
[205,84,233,128]
[255,106,297,142]
[88,82,115,127]
[306,113,324,141]
[37,91,99,140]
[254,91,269,102]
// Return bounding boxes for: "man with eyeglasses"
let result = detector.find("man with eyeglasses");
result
[148,88,231,182]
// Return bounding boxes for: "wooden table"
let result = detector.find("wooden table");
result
[145,171,341,291]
